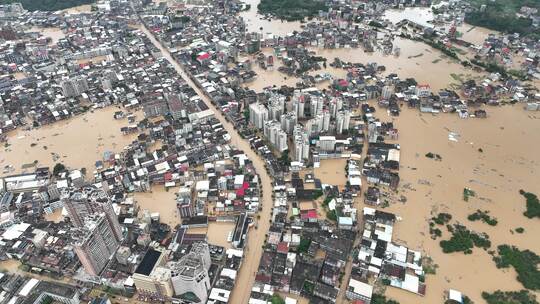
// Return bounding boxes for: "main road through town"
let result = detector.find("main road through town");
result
[137,22,272,304]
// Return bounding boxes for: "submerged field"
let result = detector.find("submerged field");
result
[384,105,540,303]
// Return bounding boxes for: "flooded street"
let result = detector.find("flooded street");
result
[2,107,139,174]
[137,24,275,304]
[384,105,540,303]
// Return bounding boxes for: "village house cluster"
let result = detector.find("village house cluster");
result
[345,207,425,303]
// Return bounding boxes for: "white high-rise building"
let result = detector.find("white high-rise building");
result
[318,136,336,152]
[169,243,211,303]
[268,93,285,121]
[329,97,343,118]
[310,95,324,117]
[280,112,297,134]
[336,110,351,134]
[249,102,268,129]
[306,115,323,137]
[292,91,305,118]
[322,110,331,132]
[335,110,351,134]
[264,120,288,152]
[293,125,310,162]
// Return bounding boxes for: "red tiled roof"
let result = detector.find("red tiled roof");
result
[197,53,210,61]
[277,242,289,254]
[301,209,318,219]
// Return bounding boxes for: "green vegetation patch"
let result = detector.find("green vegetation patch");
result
[425,152,442,160]
[302,280,314,295]
[53,163,66,176]
[439,224,491,254]
[432,212,452,225]
[493,245,540,290]
[482,290,538,304]
[463,188,476,202]
[470,59,527,81]
[464,0,540,38]
[279,150,291,167]
[421,256,438,275]
[321,194,338,221]
[445,296,473,304]
[429,212,452,239]
[270,294,285,304]
[519,190,540,219]
[515,227,525,234]
[371,294,400,304]
[326,209,337,221]
[0,0,94,11]
[258,0,327,21]
[297,238,311,253]
[468,209,498,226]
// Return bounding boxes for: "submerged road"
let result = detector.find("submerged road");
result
[138,23,272,304]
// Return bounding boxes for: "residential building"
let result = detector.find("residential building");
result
[169,243,211,303]
[318,136,336,152]
[60,76,89,98]
[280,112,297,135]
[249,102,268,129]
[72,213,121,276]
[293,125,309,162]
[264,120,288,152]
[268,93,285,121]
[132,249,173,297]
[63,188,123,243]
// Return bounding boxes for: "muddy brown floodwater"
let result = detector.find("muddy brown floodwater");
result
[384,6,497,46]
[381,105,540,303]
[1,107,140,174]
[314,158,348,188]
[138,24,275,304]
[132,187,181,228]
[239,0,303,37]
[312,39,483,92]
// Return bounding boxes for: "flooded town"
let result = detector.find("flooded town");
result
[0,0,539,304]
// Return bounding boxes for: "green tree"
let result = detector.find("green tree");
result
[53,163,66,176]
[482,290,538,304]
[520,190,540,219]
[493,245,540,290]
[371,294,400,304]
